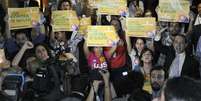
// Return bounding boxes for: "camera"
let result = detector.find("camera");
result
[89,69,107,80]
[2,73,24,101]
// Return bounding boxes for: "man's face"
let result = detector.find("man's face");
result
[16,33,28,47]
[151,70,165,91]
[198,3,201,15]
[173,35,186,54]
[169,22,180,35]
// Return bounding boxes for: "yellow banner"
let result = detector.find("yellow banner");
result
[97,0,127,15]
[158,0,189,23]
[52,10,79,32]
[88,0,102,8]
[87,26,119,47]
[126,18,156,37]
[8,7,40,30]
[79,17,91,35]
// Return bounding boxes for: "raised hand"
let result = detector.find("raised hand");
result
[92,80,102,92]
[64,53,77,61]
[99,70,110,81]
[23,41,34,49]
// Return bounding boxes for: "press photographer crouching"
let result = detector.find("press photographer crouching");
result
[21,43,62,101]
[17,39,89,101]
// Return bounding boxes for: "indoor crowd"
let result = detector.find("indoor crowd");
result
[0,0,201,101]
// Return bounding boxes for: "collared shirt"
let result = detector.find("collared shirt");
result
[169,52,186,78]
[194,15,201,26]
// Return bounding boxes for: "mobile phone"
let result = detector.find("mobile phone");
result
[122,72,128,76]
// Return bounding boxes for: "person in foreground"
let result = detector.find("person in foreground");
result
[156,76,201,101]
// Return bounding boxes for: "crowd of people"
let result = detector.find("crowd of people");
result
[0,0,201,101]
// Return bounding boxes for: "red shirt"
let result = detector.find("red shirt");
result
[105,45,126,69]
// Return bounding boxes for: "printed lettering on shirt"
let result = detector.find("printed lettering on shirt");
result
[92,61,108,69]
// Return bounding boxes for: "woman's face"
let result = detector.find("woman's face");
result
[135,39,145,53]
[35,45,49,61]
[141,50,153,63]
[55,31,65,41]
[61,1,71,10]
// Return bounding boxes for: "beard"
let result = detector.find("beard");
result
[151,82,161,92]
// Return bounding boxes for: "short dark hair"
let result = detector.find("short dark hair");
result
[150,66,167,79]
[13,29,29,39]
[173,34,187,44]
[57,0,72,10]
[128,88,152,101]
[163,77,201,101]
[197,2,201,7]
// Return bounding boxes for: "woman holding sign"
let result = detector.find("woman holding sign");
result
[83,39,117,80]
[126,36,146,72]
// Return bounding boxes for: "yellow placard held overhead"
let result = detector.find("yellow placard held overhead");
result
[158,0,189,23]
[87,26,119,47]
[52,10,79,32]
[8,7,40,30]
[126,18,156,37]
[79,17,91,35]
[97,0,127,15]
[88,0,102,8]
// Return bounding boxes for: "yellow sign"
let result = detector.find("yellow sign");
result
[8,7,40,30]
[52,10,79,32]
[87,26,119,47]
[126,18,156,37]
[97,0,127,15]
[79,17,91,34]
[158,0,189,23]
[88,0,102,8]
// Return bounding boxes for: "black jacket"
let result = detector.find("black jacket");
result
[154,40,200,79]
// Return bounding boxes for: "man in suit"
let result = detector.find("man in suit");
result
[17,0,39,8]
[167,34,200,79]
[154,33,200,79]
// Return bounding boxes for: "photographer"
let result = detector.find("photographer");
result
[86,70,111,101]
[12,42,62,101]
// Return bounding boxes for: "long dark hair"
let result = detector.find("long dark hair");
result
[34,43,52,59]
[131,37,146,56]
[57,0,72,10]
[139,48,154,67]
[110,17,124,37]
